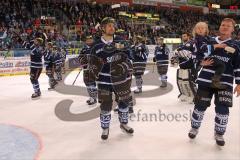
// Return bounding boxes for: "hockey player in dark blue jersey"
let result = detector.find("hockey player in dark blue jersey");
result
[193,22,227,89]
[78,34,97,105]
[188,18,240,146]
[113,30,135,114]
[132,35,149,93]
[53,46,64,81]
[44,42,58,90]
[178,22,230,90]
[90,17,134,140]
[23,37,45,99]
[153,37,170,88]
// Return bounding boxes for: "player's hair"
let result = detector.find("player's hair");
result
[156,36,164,40]
[136,35,145,43]
[192,21,209,37]
[47,42,53,46]
[221,18,236,28]
[182,32,191,37]
[35,37,44,44]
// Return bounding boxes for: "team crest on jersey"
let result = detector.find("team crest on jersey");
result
[96,48,104,54]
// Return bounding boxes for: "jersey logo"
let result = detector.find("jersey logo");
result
[212,55,230,63]
[106,55,122,63]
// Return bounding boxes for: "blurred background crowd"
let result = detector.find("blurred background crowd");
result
[0,0,240,51]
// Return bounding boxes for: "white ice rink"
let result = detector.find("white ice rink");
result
[0,66,239,160]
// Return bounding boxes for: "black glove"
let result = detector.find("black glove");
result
[111,64,125,77]
[153,57,156,62]
[79,55,88,68]
[88,55,104,82]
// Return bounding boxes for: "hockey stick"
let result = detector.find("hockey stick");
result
[72,69,81,85]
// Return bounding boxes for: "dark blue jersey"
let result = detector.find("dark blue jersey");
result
[44,50,54,68]
[132,43,149,62]
[78,44,91,69]
[90,36,132,87]
[178,36,215,69]
[177,40,196,69]
[79,45,91,56]
[194,35,219,62]
[23,40,44,69]
[197,37,240,89]
[53,51,63,66]
[154,44,169,66]
[177,40,196,54]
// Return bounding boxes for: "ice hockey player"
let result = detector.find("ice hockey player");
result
[78,34,97,105]
[44,42,58,90]
[132,35,149,93]
[190,21,227,89]
[153,37,170,88]
[175,33,197,103]
[53,46,64,81]
[188,18,240,146]
[23,37,45,99]
[90,17,134,140]
[113,29,135,114]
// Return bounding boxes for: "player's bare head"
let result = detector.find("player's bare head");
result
[101,17,116,36]
[192,21,209,37]
[34,37,43,46]
[47,42,53,49]
[219,18,235,36]
[86,35,94,46]
[82,34,93,46]
[181,33,191,42]
[156,37,164,45]
[135,35,144,44]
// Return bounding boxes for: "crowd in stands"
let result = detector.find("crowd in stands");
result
[0,0,240,50]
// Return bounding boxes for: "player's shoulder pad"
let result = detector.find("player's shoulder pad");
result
[80,46,87,52]
[92,37,102,45]
[188,38,196,44]
[226,39,240,49]
[232,40,240,54]
[91,38,104,51]
[207,36,216,44]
